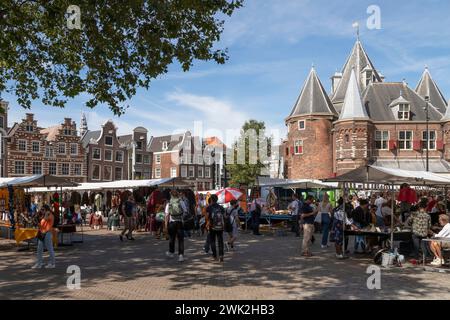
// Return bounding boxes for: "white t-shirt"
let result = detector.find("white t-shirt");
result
[374,197,386,218]
[436,223,450,238]
[289,200,299,216]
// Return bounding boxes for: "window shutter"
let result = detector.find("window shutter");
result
[413,140,421,151]
[388,140,397,150]
[437,140,444,150]
[290,146,294,155]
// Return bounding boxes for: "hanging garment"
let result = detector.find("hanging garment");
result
[94,194,103,212]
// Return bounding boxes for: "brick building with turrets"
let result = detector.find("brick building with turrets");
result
[284,38,449,179]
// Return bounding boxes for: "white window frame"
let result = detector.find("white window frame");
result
[92,148,101,160]
[73,163,82,176]
[45,146,54,158]
[32,141,40,153]
[155,154,161,164]
[59,162,70,177]
[422,130,437,150]
[188,166,195,178]
[105,135,113,146]
[15,161,25,175]
[104,149,113,162]
[32,161,42,175]
[18,139,27,152]
[298,120,306,130]
[205,167,211,178]
[398,104,410,120]
[294,140,303,155]
[375,130,389,150]
[181,165,187,178]
[58,142,66,155]
[155,168,161,178]
[115,150,123,163]
[398,130,413,150]
[170,167,177,178]
[92,164,101,181]
[48,162,57,175]
[198,166,204,178]
[162,141,168,150]
[70,143,78,155]
[103,165,112,181]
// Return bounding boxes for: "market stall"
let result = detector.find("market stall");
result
[325,165,450,259]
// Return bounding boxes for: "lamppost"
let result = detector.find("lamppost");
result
[423,96,430,172]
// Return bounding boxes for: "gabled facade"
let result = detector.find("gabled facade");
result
[81,120,128,182]
[5,114,86,182]
[118,127,152,180]
[148,131,215,190]
[285,39,450,179]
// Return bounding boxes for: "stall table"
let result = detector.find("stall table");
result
[14,228,58,249]
[56,224,77,246]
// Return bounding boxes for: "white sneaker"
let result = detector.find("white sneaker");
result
[45,264,55,269]
[31,263,43,269]
[430,259,443,266]
[321,245,327,249]
[165,251,174,258]
[335,254,344,259]
[178,254,185,262]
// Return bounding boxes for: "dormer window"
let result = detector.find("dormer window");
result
[398,103,410,120]
[162,141,168,150]
[298,120,306,130]
[365,70,373,86]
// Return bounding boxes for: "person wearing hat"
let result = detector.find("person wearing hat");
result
[32,205,55,269]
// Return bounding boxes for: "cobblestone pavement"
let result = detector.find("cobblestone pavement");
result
[1,227,450,300]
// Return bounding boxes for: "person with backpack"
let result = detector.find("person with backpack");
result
[120,195,136,241]
[207,194,225,262]
[225,200,241,250]
[165,190,187,262]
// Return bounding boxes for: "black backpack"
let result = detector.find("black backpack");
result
[210,205,225,231]
[224,208,234,233]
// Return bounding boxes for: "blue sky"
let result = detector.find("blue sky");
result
[4,0,450,146]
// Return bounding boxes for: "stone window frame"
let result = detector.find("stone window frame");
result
[60,163,70,176]
[105,135,114,146]
[155,167,161,178]
[115,150,124,163]
[170,167,177,178]
[294,140,303,155]
[70,143,78,155]
[45,146,55,158]
[375,130,389,150]
[104,149,113,162]
[73,163,82,176]
[18,139,27,152]
[15,160,25,175]
[92,148,101,160]
[398,130,413,150]
[422,130,437,150]
[92,164,101,180]
[188,166,195,178]
[32,161,42,175]
[298,120,306,131]
[180,165,187,178]
[58,142,66,155]
[198,166,204,178]
[48,162,57,175]
[31,140,40,153]
[205,167,211,178]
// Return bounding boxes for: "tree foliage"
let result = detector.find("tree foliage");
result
[226,120,272,187]
[0,0,243,114]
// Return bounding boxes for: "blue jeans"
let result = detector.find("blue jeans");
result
[321,213,331,246]
[376,215,385,227]
[37,232,55,265]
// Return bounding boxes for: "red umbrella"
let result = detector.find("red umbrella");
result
[216,188,243,204]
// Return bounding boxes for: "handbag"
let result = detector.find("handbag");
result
[36,230,46,241]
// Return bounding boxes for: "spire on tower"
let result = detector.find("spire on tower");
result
[80,112,88,137]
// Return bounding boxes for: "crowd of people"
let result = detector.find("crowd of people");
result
[287,187,450,266]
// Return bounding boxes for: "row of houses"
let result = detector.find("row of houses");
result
[0,103,226,191]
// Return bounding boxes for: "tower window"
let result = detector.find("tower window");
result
[298,120,306,130]
[294,140,303,155]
